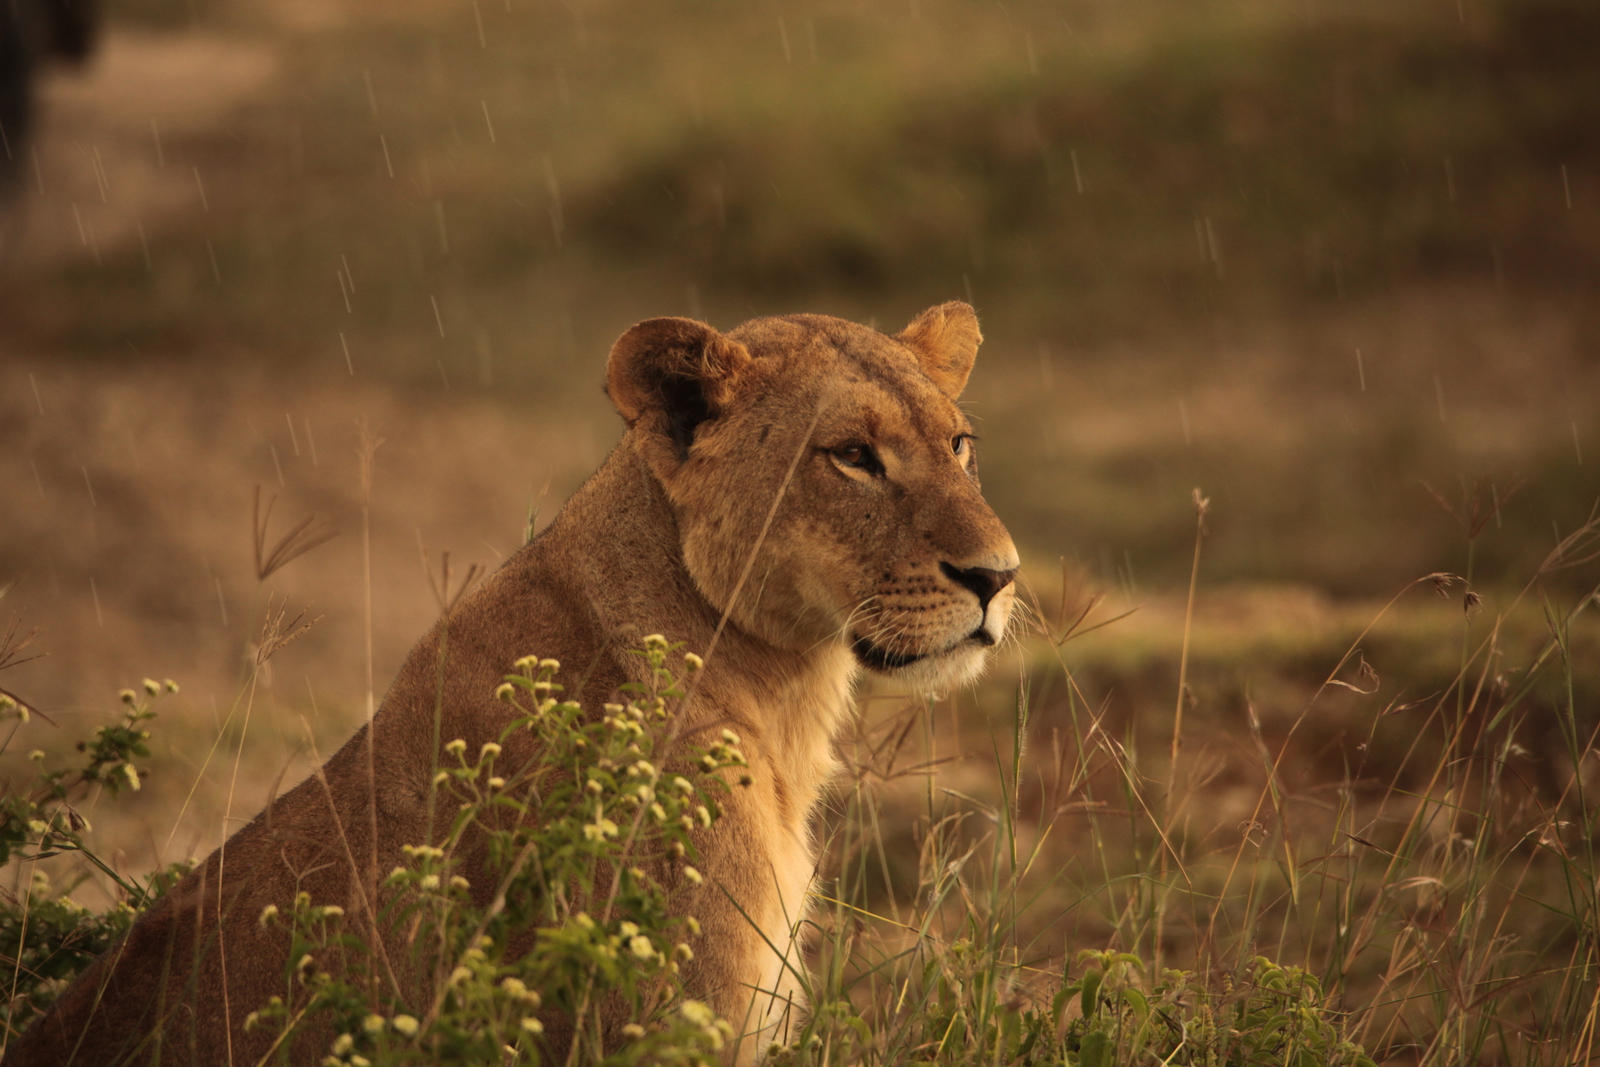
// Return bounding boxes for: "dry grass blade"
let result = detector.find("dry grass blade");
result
[1327,651,1381,695]
[1021,561,1139,648]
[254,596,321,667]
[1170,487,1210,771]
[1426,571,1461,598]
[1421,476,1525,540]
[1380,692,1437,717]
[253,484,339,582]
[0,616,42,675]
[0,616,51,725]
[1538,503,1600,573]
[418,545,485,616]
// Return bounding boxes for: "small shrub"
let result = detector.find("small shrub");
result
[1060,952,1374,1067]
[240,637,745,1065]
[0,680,191,1039]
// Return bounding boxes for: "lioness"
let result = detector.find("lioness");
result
[7,302,1018,1066]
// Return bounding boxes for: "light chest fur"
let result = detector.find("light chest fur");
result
[734,646,857,1052]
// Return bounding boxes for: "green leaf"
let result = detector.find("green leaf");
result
[1014,1027,1039,1061]
[1050,985,1074,1025]
[1080,969,1103,1018]
[1079,1029,1114,1067]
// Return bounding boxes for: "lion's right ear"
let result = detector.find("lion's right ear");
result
[606,317,753,463]
[896,301,982,399]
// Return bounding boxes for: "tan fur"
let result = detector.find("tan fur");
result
[6,303,1018,1066]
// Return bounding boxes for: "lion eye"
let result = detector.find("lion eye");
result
[832,444,883,476]
[952,434,974,457]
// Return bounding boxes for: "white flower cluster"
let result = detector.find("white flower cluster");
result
[678,999,736,1051]
[0,691,28,723]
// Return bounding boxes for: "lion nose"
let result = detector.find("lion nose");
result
[939,563,1018,612]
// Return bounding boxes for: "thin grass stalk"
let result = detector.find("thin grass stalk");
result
[1155,490,1207,980]
[355,422,383,950]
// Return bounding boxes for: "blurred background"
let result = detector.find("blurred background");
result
[1,0,1598,910]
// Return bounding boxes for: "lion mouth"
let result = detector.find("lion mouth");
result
[850,631,995,672]
[849,636,925,672]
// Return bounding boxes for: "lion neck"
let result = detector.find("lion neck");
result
[541,440,858,813]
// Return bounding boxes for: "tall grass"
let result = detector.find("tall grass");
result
[763,500,1600,1064]
[2,501,1598,1064]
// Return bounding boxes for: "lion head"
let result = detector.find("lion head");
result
[606,301,1018,691]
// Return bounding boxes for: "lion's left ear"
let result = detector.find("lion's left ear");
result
[607,316,752,463]
[896,301,982,399]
